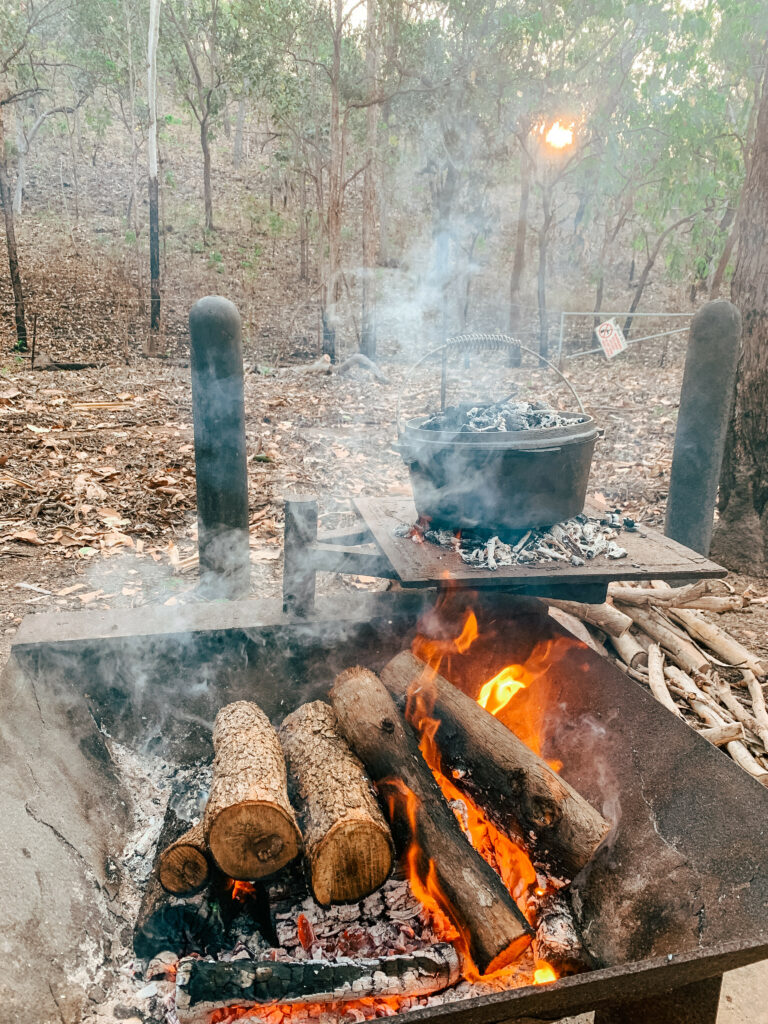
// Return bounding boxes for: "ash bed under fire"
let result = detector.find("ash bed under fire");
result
[4,589,768,1024]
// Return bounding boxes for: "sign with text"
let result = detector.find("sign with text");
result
[595,318,627,359]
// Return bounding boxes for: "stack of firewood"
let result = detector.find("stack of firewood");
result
[546,580,768,785]
[136,655,610,1020]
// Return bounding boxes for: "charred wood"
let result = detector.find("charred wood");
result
[330,666,533,973]
[379,651,611,877]
[534,891,591,975]
[158,820,211,896]
[174,943,461,1023]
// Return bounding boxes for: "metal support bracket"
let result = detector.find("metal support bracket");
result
[283,497,397,615]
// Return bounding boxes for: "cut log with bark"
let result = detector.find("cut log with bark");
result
[134,805,235,959]
[204,701,302,880]
[330,666,533,974]
[380,651,611,878]
[544,598,631,638]
[174,944,461,1024]
[158,821,211,896]
[279,700,394,905]
[534,891,591,975]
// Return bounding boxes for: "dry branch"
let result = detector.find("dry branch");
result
[607,580,710,607]
[330,665,533,974]
[174,944,461,1024]
[204,701,302,880]
[545,598,631,638]
[610,631,648,671]
[668,608,765,677]
[379,651,611,877]
[612,603,710,676]
[698,722,744,747]
[646,643,682,717]
[279,700,394,905]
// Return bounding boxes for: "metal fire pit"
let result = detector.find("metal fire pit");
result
[3,591,767,1024]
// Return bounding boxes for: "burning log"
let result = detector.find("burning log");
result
[330,666,533,973]
[380,651,611,878]
[279,700,394,905]
[534,891,591,976]
[134,805,235,959]
[174,943,462,1024]
[158,821,211,896]
[204,701,302,880]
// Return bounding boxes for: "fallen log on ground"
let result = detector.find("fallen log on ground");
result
[279,700,394,905]
[331,666,533,974]
[204,701,302,880]
[379,651,611,878]
[174,944,461,1024]
[158,820,211,896]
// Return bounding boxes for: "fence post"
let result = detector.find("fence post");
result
[665,300,741,556]
[189,296,250,599]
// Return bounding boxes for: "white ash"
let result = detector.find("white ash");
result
[411,513,634,570]
[421,400,586,434]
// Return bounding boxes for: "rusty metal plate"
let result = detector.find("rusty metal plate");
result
[354,497,726,590]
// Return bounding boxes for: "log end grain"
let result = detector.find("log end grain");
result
[159,842,210,896]
[312,817,393,905]
[207,801,302,880]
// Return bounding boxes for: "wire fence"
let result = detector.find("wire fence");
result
[554,310,693,364]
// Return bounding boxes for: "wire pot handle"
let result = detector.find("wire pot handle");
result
[395,333,586,437]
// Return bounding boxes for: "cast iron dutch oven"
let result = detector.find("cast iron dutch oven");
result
[396,335,600,535]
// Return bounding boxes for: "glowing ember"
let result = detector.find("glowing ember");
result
[534,962,558,984]
[230,879,258,901]
[544,121,574,148]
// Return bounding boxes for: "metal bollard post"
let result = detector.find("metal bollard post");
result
[665,300,741,556]
[189,296,250,599]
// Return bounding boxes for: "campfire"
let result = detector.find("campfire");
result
[129,601,607,1024]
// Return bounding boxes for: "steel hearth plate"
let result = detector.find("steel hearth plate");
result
[354,497,726,589]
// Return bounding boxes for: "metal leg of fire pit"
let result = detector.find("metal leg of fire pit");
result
[594,973,722,1024]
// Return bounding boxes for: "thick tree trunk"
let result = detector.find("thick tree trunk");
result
[712,63,768,573]
[279,700,393,905]
[204,701,302,880]
[330,667,533,975]
[0,105,28,351]
[380,652,611,877]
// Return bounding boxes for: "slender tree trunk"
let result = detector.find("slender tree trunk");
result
[0,104,28,351]
[323,0,344,362]
[360,0,378,359]
[623,215,694,337]
[147,0,161,342]
[537,185,553,364]
[233,97,246,169]
[712,60,768,573]
[508,143,530,335]
[13,111,26,216]
[201,116,214,231]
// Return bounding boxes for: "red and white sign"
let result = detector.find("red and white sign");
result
[595,318,627,359]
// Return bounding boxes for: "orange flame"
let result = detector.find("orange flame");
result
[229,879,258,901]
[413,610,479,668]
[534,962,558,984]
[477,665,527,716]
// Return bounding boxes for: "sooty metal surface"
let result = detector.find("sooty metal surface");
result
[2,591,767,1023]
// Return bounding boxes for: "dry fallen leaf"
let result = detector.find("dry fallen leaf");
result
[10,528,44,545]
